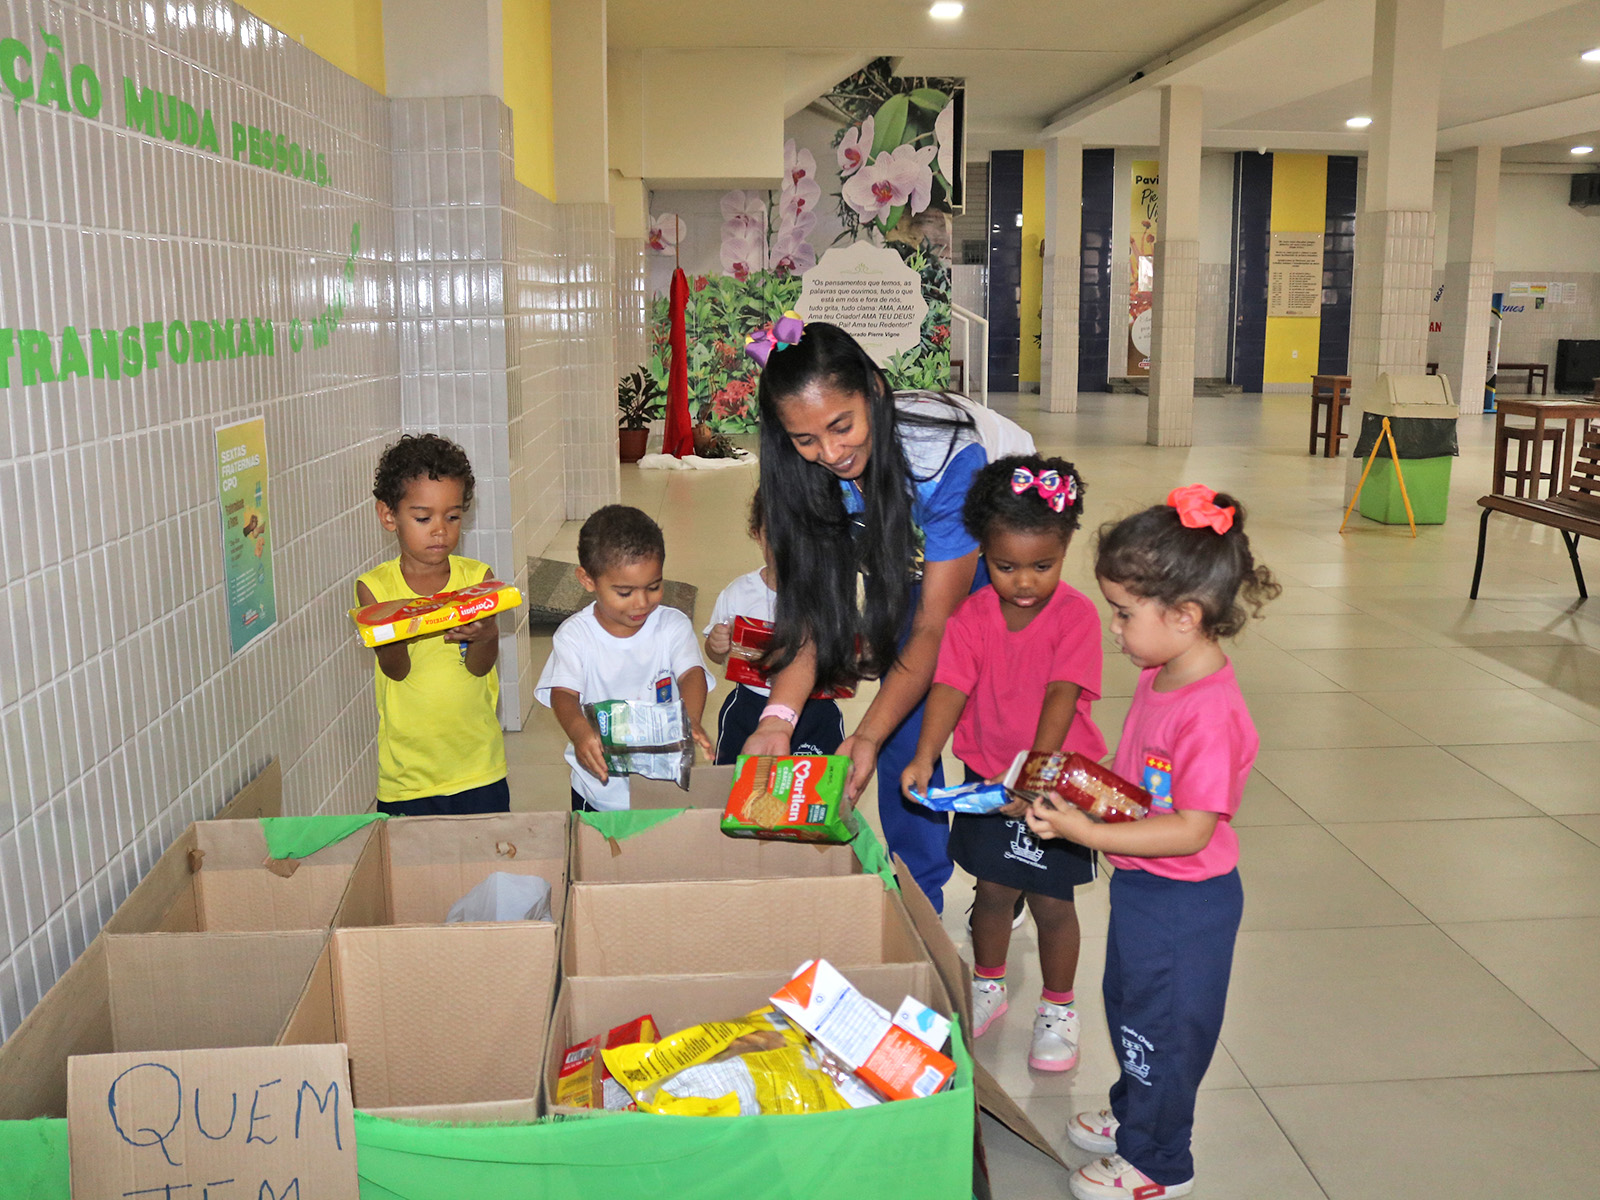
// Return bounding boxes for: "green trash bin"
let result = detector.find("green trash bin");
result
[1351,374,1459,526]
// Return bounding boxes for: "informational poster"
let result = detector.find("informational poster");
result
[1127,160,1159,376]
[1267,231,1325,317]
[1562,282,1579,303]
[215,417,278,653]
[798,241,928,366]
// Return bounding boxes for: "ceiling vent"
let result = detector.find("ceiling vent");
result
[1569,173,1600,212]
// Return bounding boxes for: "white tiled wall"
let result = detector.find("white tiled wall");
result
[615,236,647,386]
[0,3,615,1037]
[0,1,397,1037]
[1195,262,1231,379]
[1427,267,1600,387]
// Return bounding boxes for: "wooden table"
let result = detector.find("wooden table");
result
[1492,396,1600,495]
[1498,362,1549,395]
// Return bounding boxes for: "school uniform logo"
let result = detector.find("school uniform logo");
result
[654,674,674,703]
[1120,1025,1155,1083]
[1003,820,1046,869]
[1142,753,1174,814]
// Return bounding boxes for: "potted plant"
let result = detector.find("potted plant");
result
[617,367,664,463]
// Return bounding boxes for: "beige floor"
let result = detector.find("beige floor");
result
[506,392,1600,1200]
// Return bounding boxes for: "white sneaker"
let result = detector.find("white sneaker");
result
[1069,1154,1193,1200]
[970,977,1008,1037]
[1067,1108,1118,1155]
[1028,1001,1079,1071]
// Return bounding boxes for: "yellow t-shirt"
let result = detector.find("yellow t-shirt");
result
[357,556,507,803]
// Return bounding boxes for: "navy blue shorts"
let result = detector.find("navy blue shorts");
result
[377,777,510,817]
[947,763,1095,900]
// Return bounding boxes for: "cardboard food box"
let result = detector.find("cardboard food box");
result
[543,962,950,1116]
[0,762,293,1119]
[569,807,867,885]
[280,922,558,1119]
[332,811,569,929]
[722,755,856,843]
[562,875,924,979]
[348,580,523,647]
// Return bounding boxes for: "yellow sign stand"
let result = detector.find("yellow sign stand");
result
[1339,416,1418,538]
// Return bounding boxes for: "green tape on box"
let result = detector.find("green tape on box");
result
[847,818,899,891]
[0,1118,69,1200]
[575,808,687,841]
[259,813,387,860]
[351,1019,973,1200]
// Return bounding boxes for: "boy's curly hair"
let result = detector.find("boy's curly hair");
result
[962,454,1086,544]
[577,505,666,577]
[373,434,475,511]
[1095,492,1280,639]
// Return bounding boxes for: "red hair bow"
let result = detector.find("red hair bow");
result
[1167,484,1235,534]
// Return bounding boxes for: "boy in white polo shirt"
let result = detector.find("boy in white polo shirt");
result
[536,506,712,810]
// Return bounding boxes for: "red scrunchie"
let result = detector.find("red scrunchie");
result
[1167,484,1235,534]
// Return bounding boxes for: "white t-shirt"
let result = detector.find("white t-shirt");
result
[704,568,778,697]
[535,603,710,810]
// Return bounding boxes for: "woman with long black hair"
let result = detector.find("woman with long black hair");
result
[741,321,1031,912]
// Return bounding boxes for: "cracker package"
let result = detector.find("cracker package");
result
[726,617,856,699]
[583,699,695,789]
[349,580,522,647]
[721,755,855,844]
[770,959,955,1103]
[1006,750,1150,822]
[557,1014,660,1110]
[907,779,1010,814]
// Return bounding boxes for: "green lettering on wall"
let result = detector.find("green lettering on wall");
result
[0,329,14,387]
[253,318,275,357]
[122,76,156,135]
[57,325,88,379]
[120,326,143,377]
[89,328,120,379]
[166,319,190,364]
[19,329,55,384]
[191,319,213,363]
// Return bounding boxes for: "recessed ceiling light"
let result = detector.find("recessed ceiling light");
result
[1582,47,1600,62]
[1573,145,1594,155]
[1346,116,1372,129]
[929,1,964,18]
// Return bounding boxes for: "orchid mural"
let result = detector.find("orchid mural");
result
[647,213,685,254]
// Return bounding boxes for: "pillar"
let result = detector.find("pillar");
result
[1348,0,1444,396]
[1438,146,1499,415]
[551,0,609,204]
[1042,136,1083,414]
[1148,86,1202,447]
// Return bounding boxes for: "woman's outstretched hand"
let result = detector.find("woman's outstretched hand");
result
[739,720,793,759]
[838,733,882,801]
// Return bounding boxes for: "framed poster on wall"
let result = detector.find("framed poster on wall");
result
[215,417,278,654]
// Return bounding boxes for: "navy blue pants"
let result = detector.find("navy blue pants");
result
[1105,867,1243,1186]
[377,777,510,817]
[875,691,953,912]
[713,684,846,764]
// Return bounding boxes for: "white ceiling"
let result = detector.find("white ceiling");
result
[608,0,1600,164]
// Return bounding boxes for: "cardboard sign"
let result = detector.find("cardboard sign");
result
[69,1043,356,1200]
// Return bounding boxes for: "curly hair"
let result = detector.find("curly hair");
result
[1095,492,1281,639]
[962,454,1086,544]
[373,433,476,512]
[577,505,666,577]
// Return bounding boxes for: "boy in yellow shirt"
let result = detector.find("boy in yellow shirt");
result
[356,434,509,815]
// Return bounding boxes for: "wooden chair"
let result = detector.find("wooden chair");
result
[1473,425,1600,599]
[1309,375,1352,457]
[1501,425,1564,499]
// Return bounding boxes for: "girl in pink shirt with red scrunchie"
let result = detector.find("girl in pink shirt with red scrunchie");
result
[1028,485,1279,1200]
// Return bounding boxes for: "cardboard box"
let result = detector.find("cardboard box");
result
[0,761,287,1119]
[543,962,949,1116]
[332,811,569,928]
[280,922,559,1117]
[562,875,925,978]
[570,807,865,885]
[630,764,736,809]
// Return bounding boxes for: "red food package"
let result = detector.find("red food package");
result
[557,1014,660,1109]
[726,617,855,699]
[1013,751,1150,823]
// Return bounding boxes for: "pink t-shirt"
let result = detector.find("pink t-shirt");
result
[933,583,1105,781]
[1107,662,1257,881]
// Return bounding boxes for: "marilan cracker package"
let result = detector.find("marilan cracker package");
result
[722,755,855,844]
[349,580,523,648]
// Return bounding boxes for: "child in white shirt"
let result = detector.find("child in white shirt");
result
[704,490,845,763]
[536,506,712,810]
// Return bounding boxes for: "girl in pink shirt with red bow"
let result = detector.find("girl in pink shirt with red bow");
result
[1027,485,1279,1200]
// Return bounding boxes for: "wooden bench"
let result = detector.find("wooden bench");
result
[1472,425,1600,599]
[1498,361,1549,396]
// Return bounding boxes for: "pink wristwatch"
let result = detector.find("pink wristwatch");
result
[760,703,799,728]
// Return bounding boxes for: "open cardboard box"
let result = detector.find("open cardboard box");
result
[0,762,310,1117]
[570,806,865,884]
[563,874,924,978]
[543,961,951,1115]
[332,811,569,929]
[280,922,559,1122]
[629,764,735,809]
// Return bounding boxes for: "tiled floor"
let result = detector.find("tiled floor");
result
[507,392,1600,1199]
